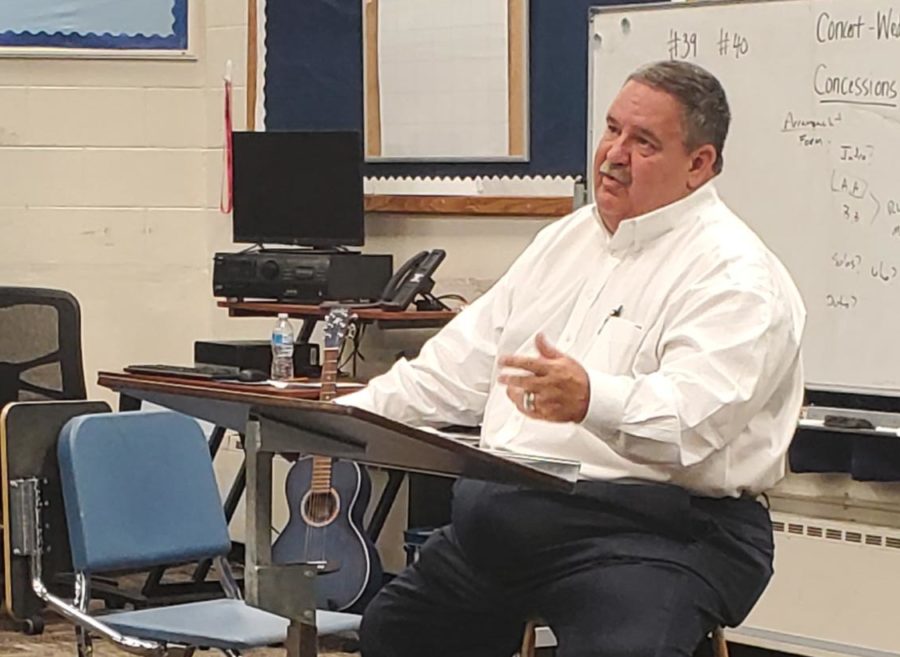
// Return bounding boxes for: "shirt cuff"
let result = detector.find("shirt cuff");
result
[580,369,632,435]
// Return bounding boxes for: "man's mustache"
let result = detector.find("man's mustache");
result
[598,160,632,186]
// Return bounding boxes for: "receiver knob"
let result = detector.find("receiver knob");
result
[260,259,280,280]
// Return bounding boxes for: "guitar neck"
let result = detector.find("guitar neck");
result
[311,346,340,493]
[319,347,339,402]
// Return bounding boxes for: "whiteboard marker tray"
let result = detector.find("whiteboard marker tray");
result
[800,406,900,438]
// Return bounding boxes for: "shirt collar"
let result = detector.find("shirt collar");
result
[592,181,720,254]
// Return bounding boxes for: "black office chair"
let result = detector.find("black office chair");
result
[0,287,86,410]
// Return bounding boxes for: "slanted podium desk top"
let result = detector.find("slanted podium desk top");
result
[98,371,578,492]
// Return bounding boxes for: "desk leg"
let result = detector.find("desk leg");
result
[245,420,317,657]
[367,468,406,542]
[244,419,272,605]
[207,425,227,459]
[298,318,317,344]
[118,393,141,412]
[286,619,318,657]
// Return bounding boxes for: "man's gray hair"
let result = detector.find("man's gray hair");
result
[627,61,730,174]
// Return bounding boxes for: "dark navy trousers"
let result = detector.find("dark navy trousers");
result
[360,478,774,657]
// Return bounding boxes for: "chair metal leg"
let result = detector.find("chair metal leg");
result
[215,556,242,600]
[194,461,246,583]
[74,573,94,657]
[141,565,167,597]
[167,649,197,657]
[207,426,228,460]
[519,619,537,657]
[712,627,729,657]
[519,620,723,657]
[74,629,93,657]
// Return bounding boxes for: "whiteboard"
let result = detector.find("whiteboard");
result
[589,0,900,395]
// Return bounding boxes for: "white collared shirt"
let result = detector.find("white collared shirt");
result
[337,183,806,497]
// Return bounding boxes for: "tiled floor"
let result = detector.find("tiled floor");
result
[0,561,359,656]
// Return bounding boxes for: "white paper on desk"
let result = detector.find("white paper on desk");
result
[417,427,581,482]
[481,449,582,482]
[233,380,365,391]
[418,426,482,446]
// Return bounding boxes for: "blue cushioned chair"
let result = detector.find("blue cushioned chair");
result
[32,410,359,656]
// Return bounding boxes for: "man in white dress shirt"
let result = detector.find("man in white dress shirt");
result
[338,61,806,657]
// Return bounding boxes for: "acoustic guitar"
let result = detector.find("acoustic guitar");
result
[271,307,382,612]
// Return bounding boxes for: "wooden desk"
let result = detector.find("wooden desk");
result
[217,300,458,333]
[216,301,462,525]
[101,371,355,431]
[103,373,402,555]
[98,372,363,657]
[101,371,340,411]
[97,370,573,657]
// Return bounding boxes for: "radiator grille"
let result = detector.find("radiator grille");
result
[771,516,900,550]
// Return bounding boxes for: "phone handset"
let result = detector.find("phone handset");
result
[380,249,447,311]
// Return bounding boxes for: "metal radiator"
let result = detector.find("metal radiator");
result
[730,512,900,657]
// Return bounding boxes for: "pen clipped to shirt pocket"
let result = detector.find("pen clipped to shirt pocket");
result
[581,316,644,376]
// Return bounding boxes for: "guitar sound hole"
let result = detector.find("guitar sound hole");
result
[300,490,341,527]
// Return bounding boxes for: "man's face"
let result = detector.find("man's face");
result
[593,80,715,227]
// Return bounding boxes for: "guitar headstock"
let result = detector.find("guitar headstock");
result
[323,306,353,350]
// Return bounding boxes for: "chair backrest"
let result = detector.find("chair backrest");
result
[0,287,86,410]
[57,411,231,573]
[1,400,112,619]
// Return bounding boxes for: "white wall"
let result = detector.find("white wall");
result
[0,0,550,406]
[0,0,550,569]
[0,0,255,405]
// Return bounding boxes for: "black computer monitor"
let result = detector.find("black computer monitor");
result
[232,130,364,248]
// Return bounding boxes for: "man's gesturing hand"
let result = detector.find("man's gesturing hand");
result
[498,333,590,423]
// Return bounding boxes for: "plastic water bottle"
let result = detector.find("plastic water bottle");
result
[270,313,294,380]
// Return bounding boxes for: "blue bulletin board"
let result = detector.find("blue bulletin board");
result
[264,0,655,180]
[0,0,188,50]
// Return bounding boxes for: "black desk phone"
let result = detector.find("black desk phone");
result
[380,249,446,311]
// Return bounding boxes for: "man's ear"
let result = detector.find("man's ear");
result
[686,144,718,189]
